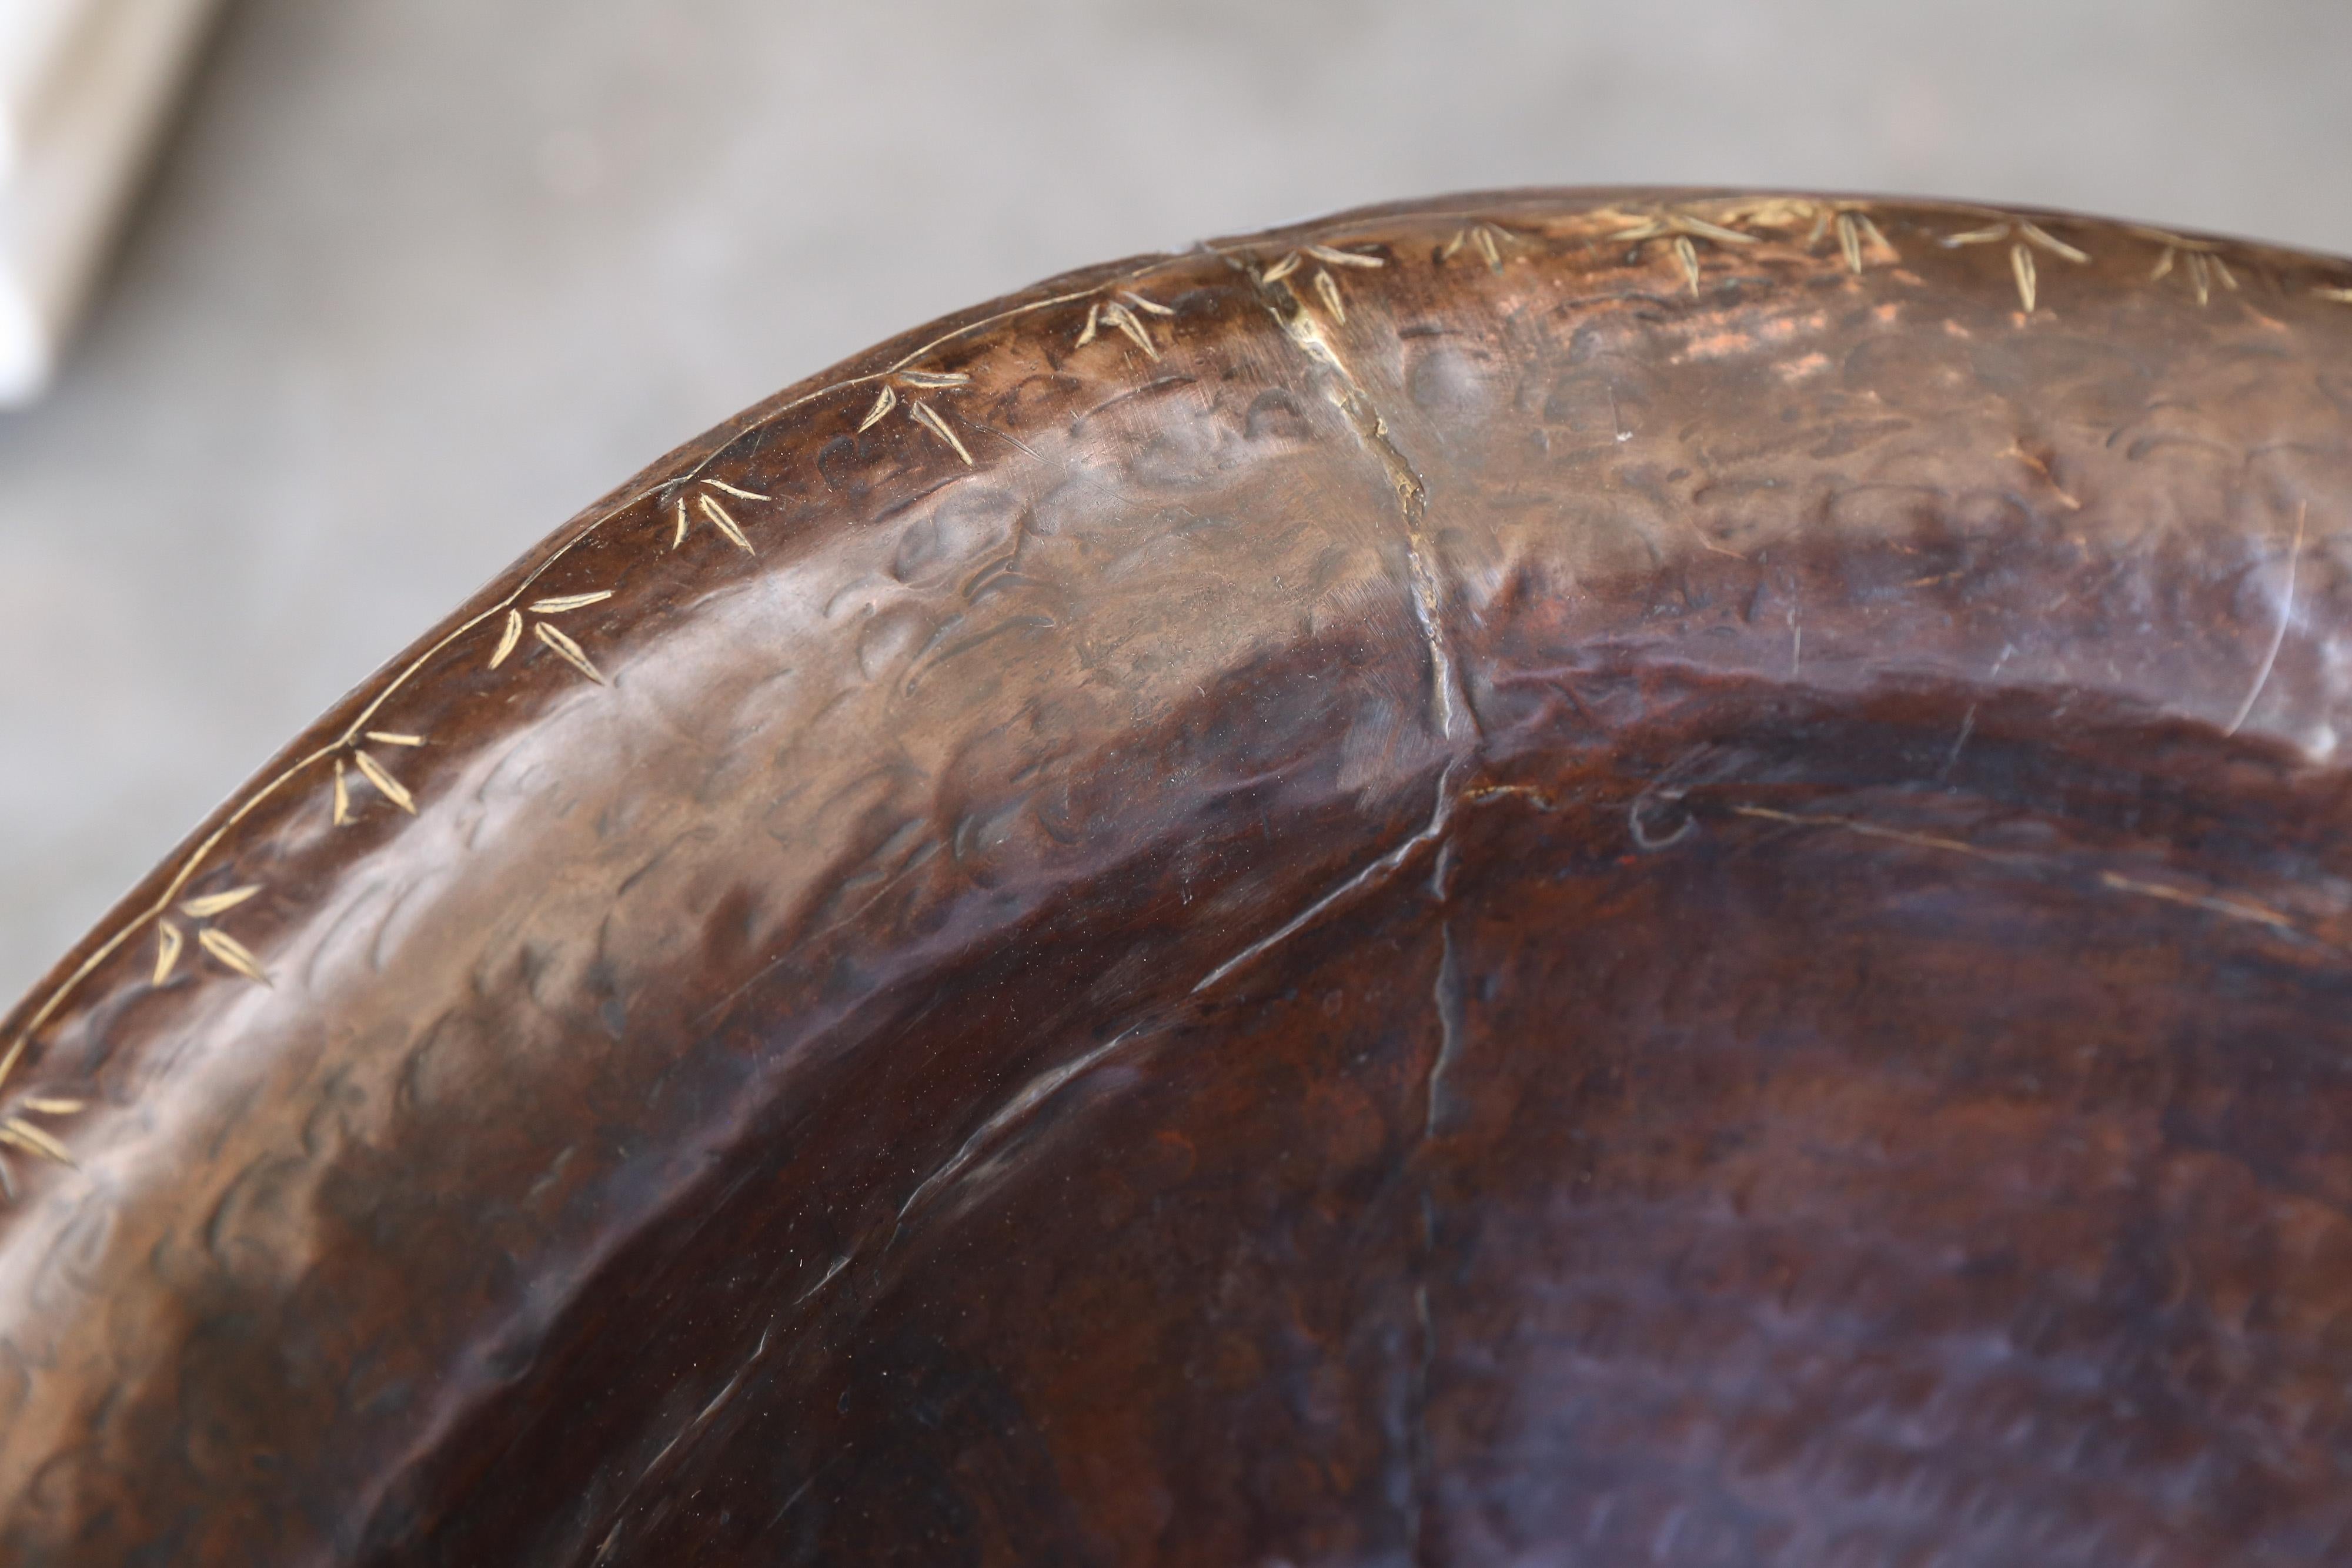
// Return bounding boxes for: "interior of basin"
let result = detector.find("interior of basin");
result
[376,668,2350,1567]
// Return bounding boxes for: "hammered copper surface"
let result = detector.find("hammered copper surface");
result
[2,188,2351,1565]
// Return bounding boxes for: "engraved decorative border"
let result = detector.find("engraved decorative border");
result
[0,190,2341,1191]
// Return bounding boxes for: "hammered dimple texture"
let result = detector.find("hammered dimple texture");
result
[0,189,2347,1564]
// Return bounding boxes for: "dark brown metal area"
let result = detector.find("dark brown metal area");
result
[2,189,2350,1565]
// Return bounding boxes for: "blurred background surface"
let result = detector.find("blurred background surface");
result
[1,0,2348,1002]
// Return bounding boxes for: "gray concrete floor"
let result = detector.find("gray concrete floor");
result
[2,0,2348,1002]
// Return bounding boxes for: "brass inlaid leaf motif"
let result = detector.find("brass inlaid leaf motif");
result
[1312,269,1347,323]
[490,609,526,668]
[1940,218,2089,313]
[854,369,981,462]
[1260,243,1385,319]
[154,885,271,987]
[1609,208,1760,297]
[332,700,433,832]
[2131,228,2239,307]
[1304,243,1382,269]
[484,581,620,688]
[181,885,260,919]
[1440,222,1515,273]
[197,927,269,985]
[2154,247,2236,305]
[908,399,974,466]
[1075,292,1174,359]
[2012,245,2039,312]
[1790,202,1898,274]
[670,477,769,553]
[351,750,416,814]
[533,622,608,685]
[0,1091,83,1194]
[696,493,752,551]
[0,1113,72,1167]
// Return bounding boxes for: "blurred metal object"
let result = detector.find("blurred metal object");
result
[1,188,2350,1562]
[0,0,221,402]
